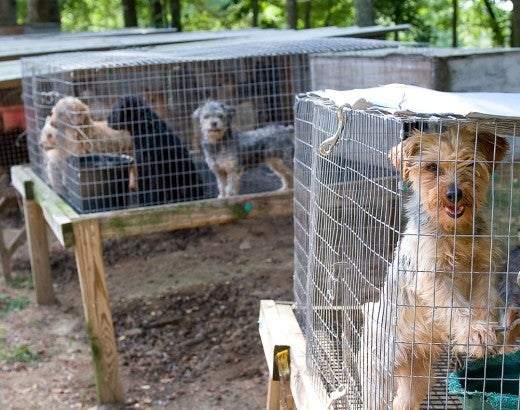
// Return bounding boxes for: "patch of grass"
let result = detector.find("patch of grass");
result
[0,328,40,364]
[6,275,34,290]
[0,344,40,364]
[0,294,29,316]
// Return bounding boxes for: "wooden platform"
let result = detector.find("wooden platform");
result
[11,164,293,405]
[259,300,326,410]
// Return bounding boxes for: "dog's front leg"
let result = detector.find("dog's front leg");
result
[226,172,241,197]
[214,170,227,198]
[429,275,498,358]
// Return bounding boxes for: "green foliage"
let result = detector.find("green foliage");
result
[0,294,29,316]
[61,0,125,31]
[0,343,40,364]
[11,0,515,47]
[304,0,355,28]
[6,275,33,290]
[0,328,40,365]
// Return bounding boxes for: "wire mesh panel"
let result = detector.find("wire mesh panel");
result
[21,37,394,213]
[1,86,28,188]
[294,90,520,409]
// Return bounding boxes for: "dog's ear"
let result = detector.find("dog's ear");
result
[223,103,236,122]
[389,130,421,181]
[192,106,201,120]
[475,130,509,163]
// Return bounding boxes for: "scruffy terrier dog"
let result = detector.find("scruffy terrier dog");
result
[48,96,134,155]
[359,126,509,410]
[192,100,294,198]
[499,235,520,347]
[39,97,137,192]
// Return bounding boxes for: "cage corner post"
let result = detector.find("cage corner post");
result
[72,218,124,404]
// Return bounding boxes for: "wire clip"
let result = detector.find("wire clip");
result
[319,103,351,156]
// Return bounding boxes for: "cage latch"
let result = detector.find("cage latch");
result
[319,103,351,156]
[326,383,347,408]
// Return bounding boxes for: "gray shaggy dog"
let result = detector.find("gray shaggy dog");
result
[193,100,294,198]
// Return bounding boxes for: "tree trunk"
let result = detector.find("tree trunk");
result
[354,0,375,27]
[252,0,258,27]
[170,0,181,31]
[303,0,311,29]
[27,0,60,31]
[122,0,137,28]
[0,0,17,27]
[482,0,505,45]
[452,0,458,47]
[512,0,520,46]
[393,2,402,41]
[151,0,164,28]
[286,0,297,29]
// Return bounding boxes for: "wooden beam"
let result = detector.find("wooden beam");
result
[11,165,75,247]
[73,219,123,404]
[92,190,293,240]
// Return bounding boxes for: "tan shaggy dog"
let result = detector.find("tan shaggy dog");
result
[39,97,137,191]
[359,126,509,409]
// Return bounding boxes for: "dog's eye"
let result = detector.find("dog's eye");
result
[425,163,438,173]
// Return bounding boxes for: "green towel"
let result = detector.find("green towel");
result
[447,350,520,410]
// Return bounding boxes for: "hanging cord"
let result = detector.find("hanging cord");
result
[319,103,351,156]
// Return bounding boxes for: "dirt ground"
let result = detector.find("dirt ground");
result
[0,203,295,409]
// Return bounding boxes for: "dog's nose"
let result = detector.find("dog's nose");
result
[445,185,462,204]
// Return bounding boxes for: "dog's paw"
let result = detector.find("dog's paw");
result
[453,321,498,358]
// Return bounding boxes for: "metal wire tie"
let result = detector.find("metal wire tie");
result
[319,103,351,156]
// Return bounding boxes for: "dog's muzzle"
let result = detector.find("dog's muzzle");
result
[445,185,464,218]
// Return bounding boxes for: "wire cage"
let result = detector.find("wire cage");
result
[293,87,520,409]
[1,85,28,188]
[21,37,394,213]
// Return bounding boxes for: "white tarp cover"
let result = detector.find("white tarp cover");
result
[316,84,520,120]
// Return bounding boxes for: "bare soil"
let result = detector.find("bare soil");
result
[0,203,294,409]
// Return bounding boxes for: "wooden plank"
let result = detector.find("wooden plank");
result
[72,219,123,404]
[0,60,21,88]
[11,165,75,247]
[21,198,55,304]
[259,300,326,410]
[92,190,293,240]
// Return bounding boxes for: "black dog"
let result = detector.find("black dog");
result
[108,95,205,206]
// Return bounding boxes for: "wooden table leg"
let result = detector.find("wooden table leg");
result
[22,198,55,305]
[72,219,124,404]
[267,378,281,410]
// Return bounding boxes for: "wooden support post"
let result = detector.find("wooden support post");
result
[22,198,55,304]
[0,226,26,282]
[267,376,281,410]
[72,219,124,404]
[0,189,26,282]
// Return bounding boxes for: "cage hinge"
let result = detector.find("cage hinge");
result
[319,103,351,156]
